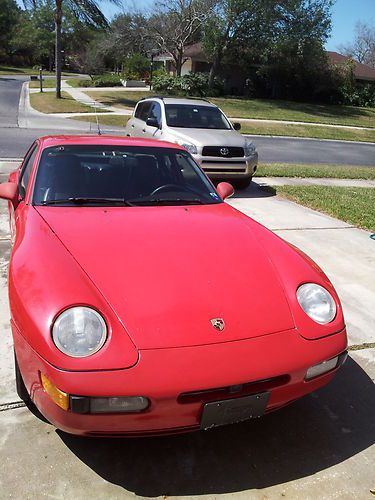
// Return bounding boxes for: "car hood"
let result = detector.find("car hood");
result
[167,128,249,148]
[36,204,294,349]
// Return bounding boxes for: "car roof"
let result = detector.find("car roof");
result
[142,97,217,107]
[37,135,183,150]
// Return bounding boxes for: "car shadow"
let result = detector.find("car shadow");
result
[231,180,276,199]
[58,355,375,497]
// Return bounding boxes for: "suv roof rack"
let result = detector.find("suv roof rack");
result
[139,95,165,101]
[139,96,212,103]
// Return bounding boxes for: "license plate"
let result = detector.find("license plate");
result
[200,392,270,430]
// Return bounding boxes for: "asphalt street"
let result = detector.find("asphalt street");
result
[1,74,375,165]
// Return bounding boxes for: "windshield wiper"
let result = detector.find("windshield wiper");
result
[39,197,131,206]
[126,197,204,206]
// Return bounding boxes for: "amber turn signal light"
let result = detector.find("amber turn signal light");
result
[40,373,69,411]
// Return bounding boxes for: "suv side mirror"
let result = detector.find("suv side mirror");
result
[146,117,161,129]
[0,182,19,207]
[232,122,241,131]
[217,182,234,200]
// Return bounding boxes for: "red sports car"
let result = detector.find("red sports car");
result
[0,136,347,436]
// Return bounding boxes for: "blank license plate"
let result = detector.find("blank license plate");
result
[200,392,270,430]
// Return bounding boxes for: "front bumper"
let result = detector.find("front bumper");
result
[13,324,347,436]
[194,152,258,180]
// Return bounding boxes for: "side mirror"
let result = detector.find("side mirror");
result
[146,117,161,129]
[232,122,241,131]
[0,182,19,207]
[217,182,234,200]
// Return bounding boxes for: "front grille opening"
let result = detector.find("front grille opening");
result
[202,146,244,157]
[203,167,247,173]
[201,160,247,165]
[178,375,290,405]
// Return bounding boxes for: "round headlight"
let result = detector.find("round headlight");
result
[296,283,336,324]
[52,307,107,357]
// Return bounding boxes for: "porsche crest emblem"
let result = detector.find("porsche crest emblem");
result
[210,318,225,331]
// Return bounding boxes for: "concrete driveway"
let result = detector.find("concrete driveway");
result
[0,161,374,499]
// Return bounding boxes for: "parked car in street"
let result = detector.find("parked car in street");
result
[124,97,258,189]
[0,135,347,436]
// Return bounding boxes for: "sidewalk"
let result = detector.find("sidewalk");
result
[256,176,375,187]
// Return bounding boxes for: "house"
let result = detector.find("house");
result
[154,43,210,76]
[156,44,375,83]
[326,51,375,83]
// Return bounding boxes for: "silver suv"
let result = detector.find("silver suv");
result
[124,97,258,188]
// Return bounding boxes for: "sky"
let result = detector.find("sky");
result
[16,0,375,53]
[102,0,375,52]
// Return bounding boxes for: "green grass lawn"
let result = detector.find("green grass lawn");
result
[275,186,375,232]
[29,79,57,89]
[256,163,375,179]
[211,97,375,128]
[65,78,93,87]
[0,66,80,76]
[30,91,105,113]
[0,66,55,76]
[240,122,375,143]
[86,91,375,128]
[86,90,152,110]
[69,115,130,127]
[83,91,375,142]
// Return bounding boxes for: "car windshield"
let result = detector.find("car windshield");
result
[32,145,222,207]
[165,104,232,129]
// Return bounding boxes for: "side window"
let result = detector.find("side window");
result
[148,102,162,124]
[19,144,38,198]
[134,102,144,119]
[139,101,151,122]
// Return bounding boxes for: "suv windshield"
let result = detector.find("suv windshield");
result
[33,145,222,207]
[165,104,231,130]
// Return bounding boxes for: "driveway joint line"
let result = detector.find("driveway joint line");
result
[0,401,26,412]
[273,226,356,231]
[348,342,375,351]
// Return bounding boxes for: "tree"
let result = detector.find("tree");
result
[101,12,152,71]
[338,22,375,68]
[0,0,20,62]
[22,0,119,98]
[203,0,333,89]
[149,0,212,76]
[260,0,333,99]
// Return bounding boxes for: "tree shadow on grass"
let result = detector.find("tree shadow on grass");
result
[59,356,375,497]
[222,97,375,123]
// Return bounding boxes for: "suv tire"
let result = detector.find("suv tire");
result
[233,177,252,190]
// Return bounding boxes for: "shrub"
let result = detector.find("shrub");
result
[92,74,123,87]
[121,54,149,81]
[152,72,224,97]
[77,79,93,87]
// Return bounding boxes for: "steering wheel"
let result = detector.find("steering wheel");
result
[150,184,191,195]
